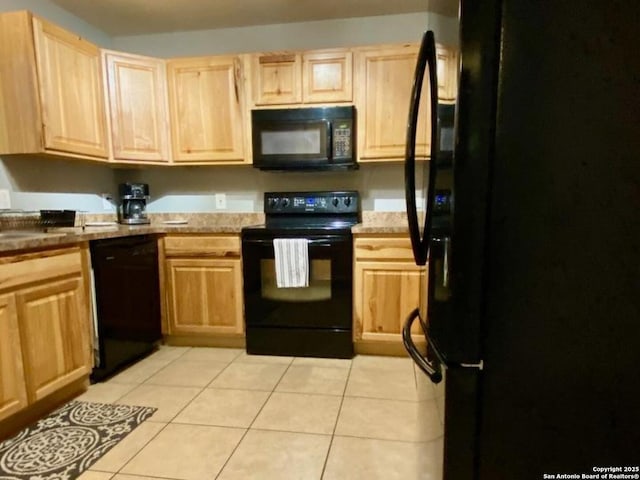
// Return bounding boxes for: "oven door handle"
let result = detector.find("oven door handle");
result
[242,238,342,247]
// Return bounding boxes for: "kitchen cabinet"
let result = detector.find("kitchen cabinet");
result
[16,277,90,402]
[0,247,92,422]
[163,235,244,341]
[252,52,302,105]
[251,48,352,105]
[354,44,431,162]
[353,235,427,354]
[0,295,28,423]
[302,50,353,103]
[103,50,171,163]
[354,43,458,162]
[0,11,108,160]
[436,45,459,102]
[167,56,247,164]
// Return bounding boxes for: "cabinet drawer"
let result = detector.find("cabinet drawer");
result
[354,236,414,261]
[0,249,82,291]
[164,235,241,257]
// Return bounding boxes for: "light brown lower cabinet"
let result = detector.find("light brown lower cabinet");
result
[164,235,244,339]
[0,294,28,422]
[353,235,427,354]
[0,247,92,423]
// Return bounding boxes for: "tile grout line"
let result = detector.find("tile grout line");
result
[85,348,196,477]
[319,357,354,479]
[213,356,295,480]
[100,348,239,478]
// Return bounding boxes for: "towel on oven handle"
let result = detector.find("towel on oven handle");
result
[273,238,309,288]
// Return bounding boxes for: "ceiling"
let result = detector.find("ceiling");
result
[49,0,458,37]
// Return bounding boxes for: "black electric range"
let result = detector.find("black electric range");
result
[241,191,360,358]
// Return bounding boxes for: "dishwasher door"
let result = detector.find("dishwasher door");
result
[90,235,161,381]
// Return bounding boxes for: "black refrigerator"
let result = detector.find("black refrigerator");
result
[403,1,640,478]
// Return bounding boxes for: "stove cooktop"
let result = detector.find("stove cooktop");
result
[245,191,360,232]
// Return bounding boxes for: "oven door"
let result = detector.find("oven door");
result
[242,233,353,330]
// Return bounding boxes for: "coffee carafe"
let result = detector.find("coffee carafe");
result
[118,183,150,225]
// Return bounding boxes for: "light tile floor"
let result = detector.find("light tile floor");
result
[76,346,444,480]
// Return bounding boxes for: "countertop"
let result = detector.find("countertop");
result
[0,212,410,254]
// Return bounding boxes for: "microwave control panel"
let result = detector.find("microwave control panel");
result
[333,120,353,159]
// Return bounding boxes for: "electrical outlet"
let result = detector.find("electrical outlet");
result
[215,193,227,210]
[101,193,113,211]
[0,189,10,209]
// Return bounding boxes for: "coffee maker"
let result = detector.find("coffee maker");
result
[118,183,150,225]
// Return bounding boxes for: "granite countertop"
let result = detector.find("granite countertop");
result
[0,211,411,254]
[0,213,264,254]
[351,212,409,234]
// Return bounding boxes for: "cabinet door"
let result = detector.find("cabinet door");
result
[436,45,458,101]
[354,261,426,343]
[166,258,243,336]
[167,56,246,163]
[0,294,28,422]
[32,17,108,158]
[16,277,90,403]
[302,50,352,103]
[355,45,430,161]
[252,53,302,105]
[104,51,170,162]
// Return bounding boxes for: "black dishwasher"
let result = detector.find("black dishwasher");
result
[90,235,162,381]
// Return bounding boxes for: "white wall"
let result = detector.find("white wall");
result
[113,12,458,57]
[1,157,119,213]
[0,0,111,45]
[114,163,423,213]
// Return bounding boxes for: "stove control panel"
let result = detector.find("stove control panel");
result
[265,191,359,214]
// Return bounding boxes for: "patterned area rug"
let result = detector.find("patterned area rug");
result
[0,400,156,480]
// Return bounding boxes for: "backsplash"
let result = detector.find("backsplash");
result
[0,157,423,214]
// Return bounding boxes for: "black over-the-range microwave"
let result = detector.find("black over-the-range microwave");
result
[251,106,356,171]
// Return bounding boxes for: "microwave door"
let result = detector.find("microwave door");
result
[405,30,439,267]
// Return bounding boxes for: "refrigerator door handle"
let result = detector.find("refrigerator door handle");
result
[402,307,443,383]
[405,30,439,266]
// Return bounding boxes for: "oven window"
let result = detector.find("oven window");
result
[260,259,331,302]
[261,129,321,155]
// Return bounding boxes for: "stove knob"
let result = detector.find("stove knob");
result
[343,197,352,207]
[332,197,339,207]
[268,197,279,208]
[281,198,290,208]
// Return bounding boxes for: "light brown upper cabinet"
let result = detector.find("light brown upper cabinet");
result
[354,43,458,162]
[167,56,247,164]
[436,45,459,101]
[251,49,353,106]
[252,53,302,105]
[355,44,431,162]
[0,11,108,160]
[303,50,353,103]
[103,50,171,163]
